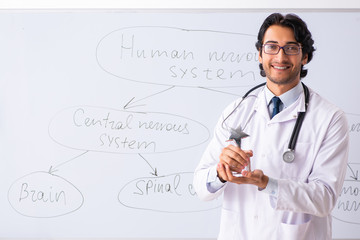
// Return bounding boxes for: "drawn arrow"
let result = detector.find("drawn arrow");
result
[123,85,175,110]
[48,165,59,175]
[123,97,146,110]
[347,163,359,181]
[49,150,89,174]
[138,153,158,176]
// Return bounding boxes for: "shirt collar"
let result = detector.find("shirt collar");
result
[265,82,303,109]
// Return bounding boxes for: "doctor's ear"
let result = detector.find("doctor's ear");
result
[258,51,263,64]
[259,48,262,62]
[258,51,266,77]
[301,54,308,65]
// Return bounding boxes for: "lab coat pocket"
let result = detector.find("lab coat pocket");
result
[218,208,240,240]
[281,142,313,180]
[278,217,314,240]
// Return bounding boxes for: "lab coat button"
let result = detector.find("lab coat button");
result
[254,215,258,220]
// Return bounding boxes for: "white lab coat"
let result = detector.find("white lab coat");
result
[193,85,349,240]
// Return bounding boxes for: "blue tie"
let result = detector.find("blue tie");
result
[271,96,281,119]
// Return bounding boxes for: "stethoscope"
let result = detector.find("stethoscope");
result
[223,82,309,163]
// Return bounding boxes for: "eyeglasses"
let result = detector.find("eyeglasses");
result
[262,43,302,55]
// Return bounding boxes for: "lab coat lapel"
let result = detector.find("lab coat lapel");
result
[254,88,307,123]
[273,92,307,123]
[253,89,271,120]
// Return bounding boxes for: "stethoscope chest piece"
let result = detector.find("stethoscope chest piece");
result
[283,149,295,163]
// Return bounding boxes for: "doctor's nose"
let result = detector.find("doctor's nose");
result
[275,48,288,61]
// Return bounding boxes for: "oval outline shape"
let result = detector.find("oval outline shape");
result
[118,172,221,213]
[8,171,84,218]
[96,26,258,88]
[48,105,210,154]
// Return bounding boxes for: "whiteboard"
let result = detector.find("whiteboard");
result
[0,10,359,239]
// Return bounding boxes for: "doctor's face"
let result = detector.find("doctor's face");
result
[259,25,308,89]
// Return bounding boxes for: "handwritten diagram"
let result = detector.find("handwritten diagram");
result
[7,26,261,218]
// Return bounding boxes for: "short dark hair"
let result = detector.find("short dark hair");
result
[255,13,315,78]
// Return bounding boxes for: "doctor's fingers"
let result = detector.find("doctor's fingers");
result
[227,144,253,160]
[220,147,249,170]
[221,153,248,173]
[241,169,269,189]
[216,162,233,182]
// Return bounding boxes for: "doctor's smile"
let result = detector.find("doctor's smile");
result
[194,12,349,240]
[272,64,290,70]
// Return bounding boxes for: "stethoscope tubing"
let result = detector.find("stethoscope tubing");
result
[288,82,309,151]
[223,82,309,163]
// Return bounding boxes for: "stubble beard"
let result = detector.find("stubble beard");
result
[265,63,302,86]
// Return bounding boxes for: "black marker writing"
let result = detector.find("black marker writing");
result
[19,183,66,205]
[133,174,182,196]
[138,120,189,134]
[99,134,156,151]
[208,51,258,63]
[350,123,360,132]
[120,34,194,61]
[169,65,255,81]
[73,108,133,130]
[337,200,360,212]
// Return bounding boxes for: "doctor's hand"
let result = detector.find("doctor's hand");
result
[218,145,270,189]
[217,162,269,189]
[219,144,253,174]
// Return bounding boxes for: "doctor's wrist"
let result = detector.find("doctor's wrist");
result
[217,171,227,183]
[258,175,269,190]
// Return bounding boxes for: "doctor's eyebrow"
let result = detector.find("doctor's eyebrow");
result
[264,40,299,45]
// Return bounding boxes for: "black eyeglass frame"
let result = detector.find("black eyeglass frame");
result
[262,43,302,55]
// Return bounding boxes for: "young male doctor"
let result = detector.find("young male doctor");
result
[193,13,349,240]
